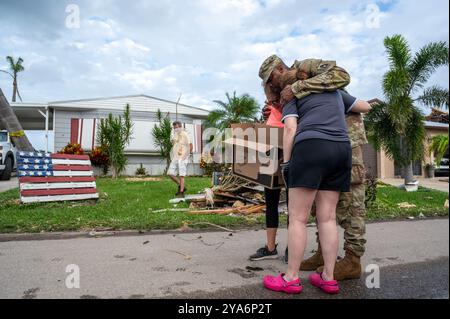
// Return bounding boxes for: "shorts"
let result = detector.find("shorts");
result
[288,139,351,192]
[167,159,188,177]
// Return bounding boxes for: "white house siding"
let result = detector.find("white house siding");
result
[54,109,206,176]
[54,109,79,152]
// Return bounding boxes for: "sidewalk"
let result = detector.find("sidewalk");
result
[0,219,448,299]
[381,177,449,193]
[0,177,18,193]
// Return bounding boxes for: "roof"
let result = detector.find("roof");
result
[11,94,210,118]
[424,121,449,130]
[368,98,383,105]
[425,108,449,124]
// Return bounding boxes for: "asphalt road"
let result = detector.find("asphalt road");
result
[174,257,449,299]
[0,219,448,299]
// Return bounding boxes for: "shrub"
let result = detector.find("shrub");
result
[135,163,147,176]
[90,146,110,175]
[97,104,133,179]
[58,143,84,155]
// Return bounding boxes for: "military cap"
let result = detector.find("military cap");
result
[259,54,283,86]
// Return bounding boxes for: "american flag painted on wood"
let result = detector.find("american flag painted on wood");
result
[17,151,99,204]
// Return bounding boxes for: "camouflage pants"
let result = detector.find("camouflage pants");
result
[312,146,367,257]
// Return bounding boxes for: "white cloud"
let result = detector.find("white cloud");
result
[101,38,151,57]
[0,0,447,111]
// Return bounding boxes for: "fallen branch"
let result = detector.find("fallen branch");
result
[188,204,256,215]
[186,222,235,233]
[166,249,192,260]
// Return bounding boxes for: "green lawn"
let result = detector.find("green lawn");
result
[0,177,447,233]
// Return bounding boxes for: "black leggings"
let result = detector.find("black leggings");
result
[264,188,289,229]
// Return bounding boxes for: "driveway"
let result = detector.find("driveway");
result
[382,178,449,193]
[0,177,18,193]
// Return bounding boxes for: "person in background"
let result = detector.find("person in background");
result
[249,55,351,262]
[168,121,193,198]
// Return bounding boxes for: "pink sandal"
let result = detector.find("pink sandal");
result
[309,272,340,294]
[263,274,303,294]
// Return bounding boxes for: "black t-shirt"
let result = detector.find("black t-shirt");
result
[281,90,357,144]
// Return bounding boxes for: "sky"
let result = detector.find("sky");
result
[0,0,449,114]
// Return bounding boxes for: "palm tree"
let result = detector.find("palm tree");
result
[0,56,25,102]
[204,92,260,130]
[429,135,449,166]
[365,35,449,186]
[151,109,173,173]
[0,88,33,151]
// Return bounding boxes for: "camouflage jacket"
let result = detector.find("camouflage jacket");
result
[346,112,368,148]
[291,59,351,100]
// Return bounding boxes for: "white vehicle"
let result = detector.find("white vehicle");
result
[0,130,17,181]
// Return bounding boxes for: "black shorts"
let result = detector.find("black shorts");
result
[288,139,352,192]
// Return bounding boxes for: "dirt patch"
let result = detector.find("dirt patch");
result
[228,268,257,279]
[22,288,40,299]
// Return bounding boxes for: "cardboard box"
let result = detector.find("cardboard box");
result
[224,123,284,189]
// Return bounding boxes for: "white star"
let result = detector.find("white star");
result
[46,172,51,176]
[20,152,25,156]
[35,159,40,164]
[23,165,29,169]
[37,172,43,176]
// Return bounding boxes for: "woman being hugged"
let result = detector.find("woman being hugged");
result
[263,88,371,295]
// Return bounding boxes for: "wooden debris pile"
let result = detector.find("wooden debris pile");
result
[185,173,269,216]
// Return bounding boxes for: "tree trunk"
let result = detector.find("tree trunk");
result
[403,161,414,185]
[0,88,34,151]
[12,77,17,103]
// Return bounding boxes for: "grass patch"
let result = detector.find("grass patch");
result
[0,177,264,233]
[0,177,447,233]
[366,185,449,220]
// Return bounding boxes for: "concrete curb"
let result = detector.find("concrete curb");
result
[0,216,447,242]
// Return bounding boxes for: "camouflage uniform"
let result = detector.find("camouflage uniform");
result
[290,59,351,99]
[258,55,351,99]
[336,113,367,257]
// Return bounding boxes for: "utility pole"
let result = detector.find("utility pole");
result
[175,93,182,121]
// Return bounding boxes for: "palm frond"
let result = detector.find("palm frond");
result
[415,86,449,109]
[206,92,260,131]
[428,135,449,166]
[384,35,411,70]
[408,41,449,92]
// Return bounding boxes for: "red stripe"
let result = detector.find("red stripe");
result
[19,176,96,183]
[51,154,90,160]
[21,188,98,197]
[80,119,84,146]
[70,119,79,144]
[92,118,96,149]
[53,165,93,171]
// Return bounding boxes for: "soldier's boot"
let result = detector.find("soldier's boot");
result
[316,250,362,281]
[300,245,324,271]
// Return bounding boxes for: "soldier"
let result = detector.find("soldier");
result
[259,54,368,281]
[254,55,351,262]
